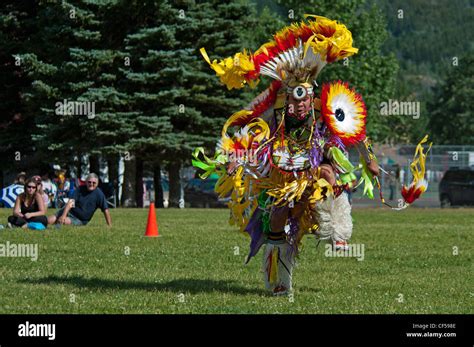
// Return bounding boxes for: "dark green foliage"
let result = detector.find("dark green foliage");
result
[380,0,474,143]
[428,54,474,145]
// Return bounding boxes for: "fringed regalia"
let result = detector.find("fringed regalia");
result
[193,15,431,295]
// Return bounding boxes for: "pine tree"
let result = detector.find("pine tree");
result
[117,0,258,207]
[0,1,42,184]
[15,1,130,174]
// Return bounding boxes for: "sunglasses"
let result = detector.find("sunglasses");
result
[27,185,37,189]
[87,181,97,185]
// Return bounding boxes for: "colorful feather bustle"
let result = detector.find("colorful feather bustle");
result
[200,15,358,90]
[242,80,282,122]
[320,80,366,146]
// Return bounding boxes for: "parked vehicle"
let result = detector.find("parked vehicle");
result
[439,168,474,207]
[184,178,229,208]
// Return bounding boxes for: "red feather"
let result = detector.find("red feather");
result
[230,80,282,127]
[401,185,424,204]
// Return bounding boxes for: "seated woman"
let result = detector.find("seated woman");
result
[7,178,48,228]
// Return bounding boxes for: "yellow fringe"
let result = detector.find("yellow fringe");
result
[410,134,432,184]
[269,247,278,285]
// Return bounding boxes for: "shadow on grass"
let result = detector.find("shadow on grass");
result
[20,275,268,296]
[297,286,322,293]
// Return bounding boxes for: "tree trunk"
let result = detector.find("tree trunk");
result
[121,155,136,207]
[89,154,100,175]
[168,161,181,208]
[107,154,119,205]
[153,162,164,208]
[135,157,144,208]
[76,151,82,179]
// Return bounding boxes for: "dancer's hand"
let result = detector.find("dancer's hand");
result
[227,161,238,175]
[367,160,379,177]
[351,179,358,192]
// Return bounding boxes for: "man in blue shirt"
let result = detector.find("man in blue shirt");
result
[48,173,112,227]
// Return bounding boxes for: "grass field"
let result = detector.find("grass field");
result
[0,208,472,314]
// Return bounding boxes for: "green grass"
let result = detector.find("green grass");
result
[0,208,472,314]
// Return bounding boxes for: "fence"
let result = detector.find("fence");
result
[348,145,474,206]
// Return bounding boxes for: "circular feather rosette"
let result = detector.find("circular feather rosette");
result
[320,80,366,146]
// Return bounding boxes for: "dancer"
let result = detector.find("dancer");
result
[194,15,431,295]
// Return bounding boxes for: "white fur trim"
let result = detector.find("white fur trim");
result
[313,195,335,239]
[331,193,353,242]
[313,193,353,242]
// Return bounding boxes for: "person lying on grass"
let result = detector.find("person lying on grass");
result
[47,173,112,227]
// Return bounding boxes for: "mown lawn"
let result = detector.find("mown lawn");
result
[0,208,472,314]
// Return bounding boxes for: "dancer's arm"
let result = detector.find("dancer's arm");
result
[357,138,379,177]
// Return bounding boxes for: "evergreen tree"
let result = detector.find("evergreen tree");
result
[16,1,129,172]
[14,0,142,205]
[428,54,474,145]
[117,0,258,207]
[0,1,41,184]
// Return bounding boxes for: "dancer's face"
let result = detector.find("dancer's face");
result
[287,93,312,120]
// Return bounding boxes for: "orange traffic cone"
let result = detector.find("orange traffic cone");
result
[145,202,160,237]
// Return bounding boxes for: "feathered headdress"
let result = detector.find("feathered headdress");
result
[200,15,358,90]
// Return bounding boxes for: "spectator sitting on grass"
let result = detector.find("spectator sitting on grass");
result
[47,173,112,227]
[14,171,27,185]
[8,178,48,228]
[41,172,56,207]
